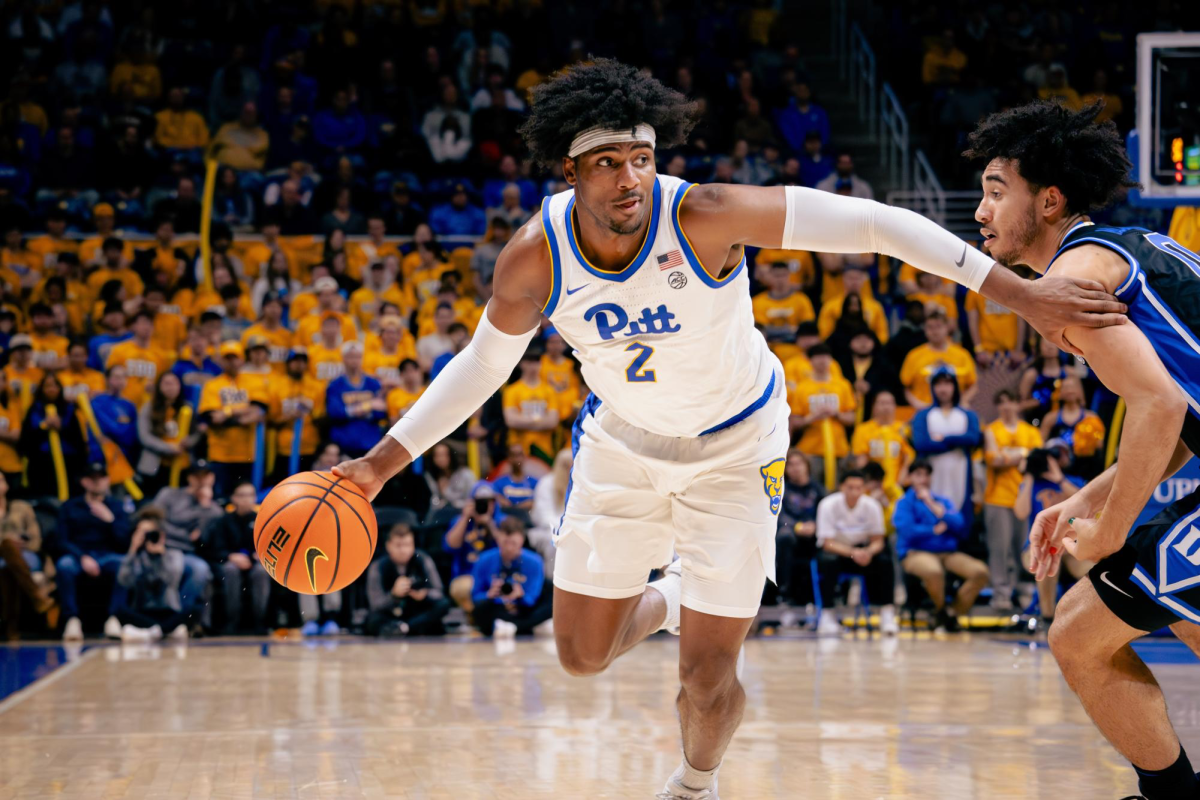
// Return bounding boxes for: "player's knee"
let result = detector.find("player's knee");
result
[554,626,615,677]
[1047,598,1088,668]
[678,652,738,710]
[555,640,612,677]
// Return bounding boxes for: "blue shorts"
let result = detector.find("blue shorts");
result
[1090,486,1200,631]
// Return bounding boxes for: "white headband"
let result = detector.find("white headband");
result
[568,123,657,158]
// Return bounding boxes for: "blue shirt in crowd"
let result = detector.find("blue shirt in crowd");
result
[491,473,537,522]
[470,546,545,608]
[893,489,967,559]
[774,99,831,152]
[325,373,385,458]
[88,332,132,371]
[429,201,487,236]
[443,516,496,579]
[92,392,138,457]
[171,356,223,408]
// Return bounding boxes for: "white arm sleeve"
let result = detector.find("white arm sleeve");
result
[782,185,994,293]
[386,304,538,458]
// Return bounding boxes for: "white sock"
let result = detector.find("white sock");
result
[673,756,719,791]
[647,572,681,632]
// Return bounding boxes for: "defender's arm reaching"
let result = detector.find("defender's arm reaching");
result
[680,184,1127,352]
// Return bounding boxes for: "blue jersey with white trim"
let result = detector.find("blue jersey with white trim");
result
[539,173,780,438]
[1050,222,1200,454]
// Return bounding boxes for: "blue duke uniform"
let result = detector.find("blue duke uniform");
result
[1049,222,1200,627]
[541,174,789,617]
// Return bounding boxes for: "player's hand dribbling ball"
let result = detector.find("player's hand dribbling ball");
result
[254,471,378,595]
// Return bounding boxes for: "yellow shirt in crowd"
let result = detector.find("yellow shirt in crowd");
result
[899,343,977,406]
[851,420,914,490]
[0,397,21,473]
[199,374,269,463]
[29,332,68,370]
[965,291,1020,353]
[753,248,816,290]
[60,367,106,403]
[790,376,856,458]
[241,324,293,373]
[270,374,326,458]
[154,109,210,150]
[503,379,558,459]
[106,341,169,407]
[984,419,1044,507]
[386,386,425,422]
[751,290,815,335]
[817,294,890,342]
[307,343,346,383]
[294,311,357,348]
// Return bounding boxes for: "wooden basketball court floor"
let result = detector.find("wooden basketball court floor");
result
[1,631,1195,799]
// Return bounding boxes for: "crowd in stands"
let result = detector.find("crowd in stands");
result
[878,1,1199,185]
[0,1,1198,643]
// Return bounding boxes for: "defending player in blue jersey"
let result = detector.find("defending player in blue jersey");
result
[968,101,1200,800]
[333,62,1125,799]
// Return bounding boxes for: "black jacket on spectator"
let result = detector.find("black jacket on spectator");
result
[53,496,131,559]
[205,510,256,562]
[365,549,444,613]
[837,352,905,407]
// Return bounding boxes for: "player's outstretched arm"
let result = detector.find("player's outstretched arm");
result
[679,184,1125,352]
[333,220,551,501]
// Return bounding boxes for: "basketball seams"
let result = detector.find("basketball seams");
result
[322,488,376,553]
[254,495,322,553]
[325,499,342,593]
[280,481,340,586]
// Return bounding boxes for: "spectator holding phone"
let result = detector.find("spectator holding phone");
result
[443,483,499,612]
[365,523,450,636]
[470,517,552,637]
[114,509,190,642]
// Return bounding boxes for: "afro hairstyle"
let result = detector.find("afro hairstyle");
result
[962,100,1139,214]
[518,58,700,169]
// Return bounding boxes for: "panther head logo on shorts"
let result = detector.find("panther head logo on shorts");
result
[760,458,786,516]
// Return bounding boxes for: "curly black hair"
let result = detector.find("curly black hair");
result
[518,58,700,168]
[962,100,1139,214]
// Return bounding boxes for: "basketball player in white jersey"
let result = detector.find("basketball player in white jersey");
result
[334,60,1125,798]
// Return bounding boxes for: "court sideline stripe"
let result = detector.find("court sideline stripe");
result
[0,647,100,717]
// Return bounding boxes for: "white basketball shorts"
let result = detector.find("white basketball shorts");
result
[552,380,790,619]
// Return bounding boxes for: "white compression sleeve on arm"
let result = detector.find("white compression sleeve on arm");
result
[386,305,538,458]
[781,185,994,293]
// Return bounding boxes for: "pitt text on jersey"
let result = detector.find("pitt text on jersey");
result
[583,302,681,341]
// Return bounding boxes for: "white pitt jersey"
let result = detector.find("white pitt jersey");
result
[539,173,780,438]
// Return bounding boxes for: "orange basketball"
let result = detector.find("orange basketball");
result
[254,471,378,595]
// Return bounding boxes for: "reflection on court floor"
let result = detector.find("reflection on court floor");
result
[2,634,1192,798]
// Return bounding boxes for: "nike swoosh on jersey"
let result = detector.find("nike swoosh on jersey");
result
[955,245,967,268]
[1099,570,1133,599]
[565,284,590,296]
[305,546,328,593]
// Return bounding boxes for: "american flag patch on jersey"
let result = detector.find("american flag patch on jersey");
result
[657,250,684,270]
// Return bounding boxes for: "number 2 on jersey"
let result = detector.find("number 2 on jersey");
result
[624,342,656,383]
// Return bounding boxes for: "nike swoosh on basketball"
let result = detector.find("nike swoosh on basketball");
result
[954,245,967,268]
[305,546,328,593]
[1099,571,1133,599]
[565,284,590,296]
